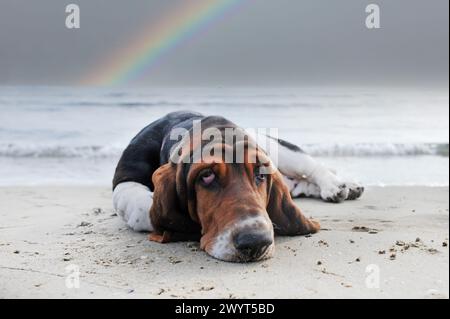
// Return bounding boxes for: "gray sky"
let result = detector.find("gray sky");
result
[0,0,448,87]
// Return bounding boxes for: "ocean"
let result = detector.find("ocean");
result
[0,86,448,186]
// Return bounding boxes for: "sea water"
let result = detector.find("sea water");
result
[0,86,448,186]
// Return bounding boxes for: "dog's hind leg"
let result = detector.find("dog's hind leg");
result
[113,182,154,232]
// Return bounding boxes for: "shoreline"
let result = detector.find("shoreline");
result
[0,186,448,298]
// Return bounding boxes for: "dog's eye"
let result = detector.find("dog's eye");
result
[200,169,216,186]
[255,173,266,185]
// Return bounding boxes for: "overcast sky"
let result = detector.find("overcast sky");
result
[0,0,448,87]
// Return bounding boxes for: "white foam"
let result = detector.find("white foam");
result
[0,142,447,159]
[303,143,449,157]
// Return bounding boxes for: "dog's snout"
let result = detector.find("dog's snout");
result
[233,231,273,260]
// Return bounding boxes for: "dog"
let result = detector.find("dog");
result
[112,111,364,262]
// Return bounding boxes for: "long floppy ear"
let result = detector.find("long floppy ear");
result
[267,171,320,236]
[149,163,201,243]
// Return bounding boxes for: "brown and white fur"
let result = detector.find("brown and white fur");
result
[112,112,364,262]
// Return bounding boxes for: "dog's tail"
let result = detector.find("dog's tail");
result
[112,182,154,232]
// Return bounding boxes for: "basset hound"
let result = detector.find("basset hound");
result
[113,111,364,262]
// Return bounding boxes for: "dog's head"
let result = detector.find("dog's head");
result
[149,121,319,262]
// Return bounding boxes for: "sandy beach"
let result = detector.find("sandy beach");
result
[0,186,448,299]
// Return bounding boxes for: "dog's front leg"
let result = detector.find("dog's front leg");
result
[282,176,321,198]
[278,150,350,203]
[257,134,363,203]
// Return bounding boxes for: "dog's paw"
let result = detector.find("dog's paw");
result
[113,182,154,232]
[346,182,365,200]
[320,181,349,203]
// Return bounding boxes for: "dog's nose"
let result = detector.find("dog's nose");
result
[233,232,273,260]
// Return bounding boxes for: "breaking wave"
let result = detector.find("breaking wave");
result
[303,143,449,157]
[0,143,447,159]
[0,144,122,159]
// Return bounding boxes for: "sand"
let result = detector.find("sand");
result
[0,186,448,299]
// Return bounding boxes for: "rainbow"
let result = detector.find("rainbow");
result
[82,0,243,86]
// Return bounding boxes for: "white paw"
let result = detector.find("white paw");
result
[112,182,154,232]
[319,175,349,203]
[346,182,365,200]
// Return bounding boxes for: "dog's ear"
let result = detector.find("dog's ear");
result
[149,163,201,243]
[267,171,320,236]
